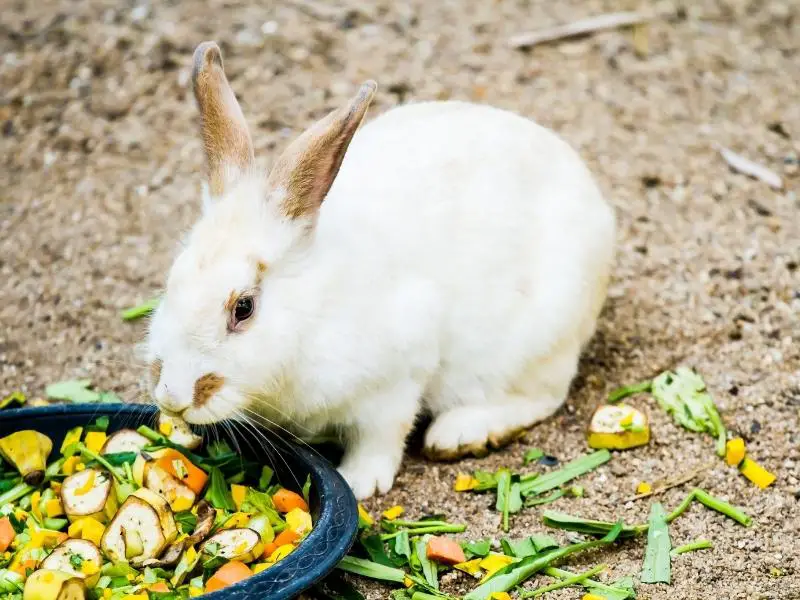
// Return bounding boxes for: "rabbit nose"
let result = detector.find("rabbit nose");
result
[154,382,189,415]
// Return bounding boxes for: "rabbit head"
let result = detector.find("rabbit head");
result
[145,41,376,424]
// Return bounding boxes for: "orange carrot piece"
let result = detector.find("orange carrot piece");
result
[261,529,300,558]
[426,536,466,565]
[205,561,252,592]
[272,489,308,513]
[149,582,169,593]
[155,449,208,495]
[0,518,15,553]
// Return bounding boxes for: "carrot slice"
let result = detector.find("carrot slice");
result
[154,449,209,495]
[261,529,300,558]
[426,536,466,565]
[272,489,307,513]
[205,561,253,592]
[0,518,15,553]
[149,582,169,593]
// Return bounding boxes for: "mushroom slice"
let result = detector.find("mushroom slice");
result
[101,488,177,566]
[201,528,263,564]
[145,464,196,513]
[23,570,86,600]
[40,540,102,580]
[101,430,149,455]
[60,470,117,523]
[143,500,217,569]
[157,413,202,450]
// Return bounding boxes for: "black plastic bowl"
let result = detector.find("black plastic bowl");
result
[0,403,358,599]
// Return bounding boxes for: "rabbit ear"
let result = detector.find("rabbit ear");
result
[192,41,255,198]
[268,81,377,220]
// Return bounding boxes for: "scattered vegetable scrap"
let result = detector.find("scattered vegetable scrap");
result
[0,415,315,600]
[587,405,650,450]
[610,368,777,489]
[0,392,26,411]
[120,298,160,322]
[44,381,121,405]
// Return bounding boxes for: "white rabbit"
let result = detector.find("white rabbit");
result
[145,41,616,500]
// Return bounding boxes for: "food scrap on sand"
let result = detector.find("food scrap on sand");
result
[0,416,314,600]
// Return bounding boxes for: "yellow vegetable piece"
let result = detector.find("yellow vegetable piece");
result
[251,563,270,575]
[636,482,652,495]
[453,558,483,577]
[31,491,42,522]
[104,589,112,599]
[62,457,81,475]
[122,594,148,600]
[69,516,106,546]
[75,470,97,496]
[490,594,512,600]
[185,546,198,564]
[454,473,478,492]
[45,498,64,518]
[587,404,650,450]
[75,463,86,472]
[583,595,606,600]
[224,513,251,529]
[285,508,312,535]
[739,458,776,489]
[189,586,203,598]
[50,481,62,494]
[81,561,99,575]
[478,554,516,582]
[726,438,746,467]
[29,525,66,549]
[382,506,404,520]
[267,544,294,563]
[159,421,174,436]
[403,576,414,588]
[84,432,107,454]
[357,504,373,527]
[172,496,194,513]
[0,430,52,486]
[61,428,83,455]
[231,485,247,510]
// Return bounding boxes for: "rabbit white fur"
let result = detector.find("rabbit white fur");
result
[146,42,615,499]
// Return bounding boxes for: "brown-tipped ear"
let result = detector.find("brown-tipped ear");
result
[268,81,377,220]
[192,41,255,198]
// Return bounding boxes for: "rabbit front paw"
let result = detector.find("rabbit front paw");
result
[338,452,399,500]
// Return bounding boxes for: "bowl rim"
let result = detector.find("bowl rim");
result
[0,403,358,599]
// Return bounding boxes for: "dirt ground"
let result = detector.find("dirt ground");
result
[1,0,798,598]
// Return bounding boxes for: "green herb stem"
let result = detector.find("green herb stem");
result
[523,489,564,507]
[336,556,406,583]
[521,564,607,597]
[519,450,611,496]
[0,482,34,506]
[608,380,652,403]
[121,298,160,321]
[671,539,712,556]
[381,524,465,541]
[544,568,634,599]
[73,443,125,483]
[691,489,751,526]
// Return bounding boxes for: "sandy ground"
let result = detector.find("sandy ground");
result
[1,0,798,598]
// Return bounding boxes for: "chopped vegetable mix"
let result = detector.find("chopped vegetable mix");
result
[0,414,314,600]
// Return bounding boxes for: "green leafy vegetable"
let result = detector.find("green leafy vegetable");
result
[463,539,491,559]
[651,368,726,456]
[521,563,607,597]
[337,556,406,583]
[524,489,565,507]
[240,488,282,526]
[463,522,624,600]
[608,380,652,403]
[523,448,544,464]
[671,539,712,556]
[258,466,274,491]
[544,568,635,600]
[394,531,412,560]
[361,534,397,568]
[519,450,610,497]
[302,474,312,506]
[121,297,160,321]
[472,470,499,491]
[495,470,521,532]
[204,466,235,510]
[414,538,438,590]
[641,503,671,584]
[45,380,121,404]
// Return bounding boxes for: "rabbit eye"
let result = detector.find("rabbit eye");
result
[233,296,254,324]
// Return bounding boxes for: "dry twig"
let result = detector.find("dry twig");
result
[625,461,716,502]
[715,144,784,190]
[509,12,650,49]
